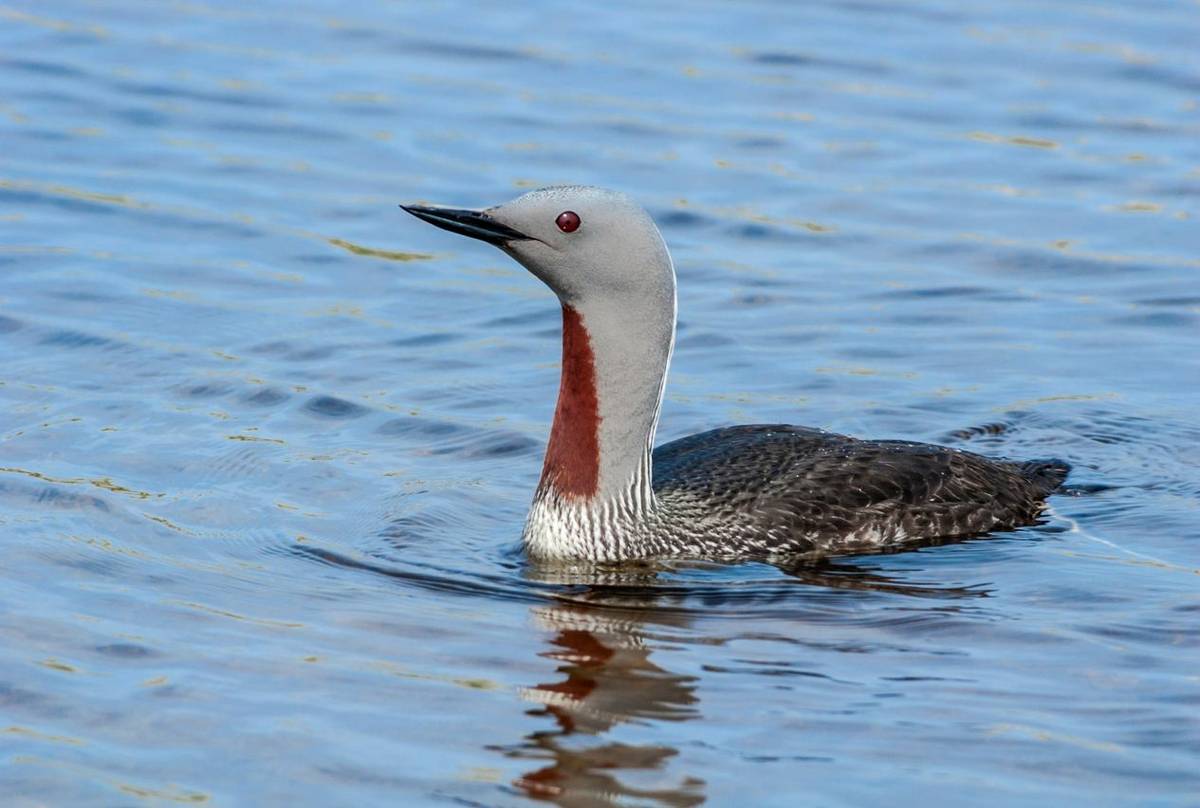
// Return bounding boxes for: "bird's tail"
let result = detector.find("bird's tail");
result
[1018,458,1072,495]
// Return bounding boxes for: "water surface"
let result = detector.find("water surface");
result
[1,1,1198,804]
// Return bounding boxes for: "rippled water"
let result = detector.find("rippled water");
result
[2,1,1198,804]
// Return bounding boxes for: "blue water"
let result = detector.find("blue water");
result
[2,1,1198,804]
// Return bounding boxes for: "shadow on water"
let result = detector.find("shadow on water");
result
[292,539,991,615]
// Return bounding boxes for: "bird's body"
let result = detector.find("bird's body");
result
[650,425,1067,559]
[402,186,1069,562]
[523,423,1068,561]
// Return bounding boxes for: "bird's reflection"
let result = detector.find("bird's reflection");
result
[498,591,705,807]
[295,539,986,805]
[499,556,985,806]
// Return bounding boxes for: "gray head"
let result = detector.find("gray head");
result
[402,185,675,307]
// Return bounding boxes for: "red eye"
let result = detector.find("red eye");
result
[555,210,581,233]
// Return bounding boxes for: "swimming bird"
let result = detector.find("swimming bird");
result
[402,186,1069,562]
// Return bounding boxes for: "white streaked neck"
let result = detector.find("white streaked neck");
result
[523,289,676,560]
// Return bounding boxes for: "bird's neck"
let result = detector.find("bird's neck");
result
[526,298,674,556]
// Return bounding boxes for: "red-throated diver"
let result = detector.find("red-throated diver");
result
[402,186,1070,561]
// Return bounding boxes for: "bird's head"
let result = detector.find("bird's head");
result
[403,185,675,307]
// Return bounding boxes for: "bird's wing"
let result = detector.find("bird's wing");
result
[652,424,1054,516]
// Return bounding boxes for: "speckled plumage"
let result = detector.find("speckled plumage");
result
[648,424,1069,559]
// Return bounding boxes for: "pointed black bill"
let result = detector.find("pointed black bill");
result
[400,204,530,246]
